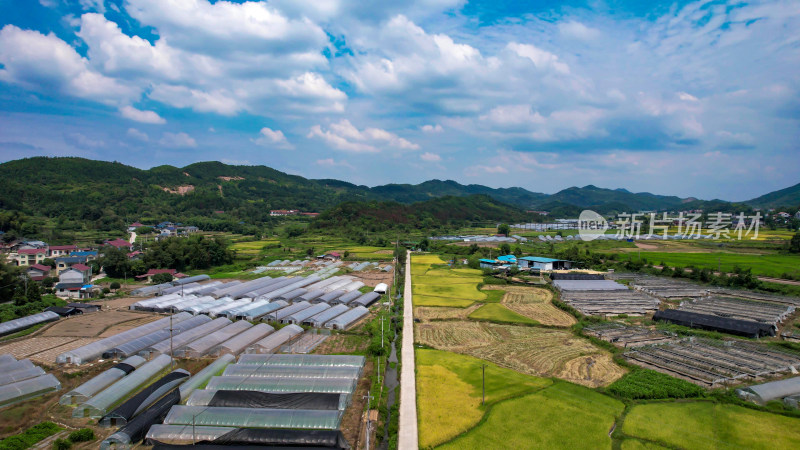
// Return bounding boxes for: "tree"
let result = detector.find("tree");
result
[110,281,121,291]
[306,247,315,257]
[497,223,510,236]
[100,246,132,279]
[42,258,55,268]
[26,279,41,304]
[513,246,522,257]
[151,273,173,284]
[789,232,800,254]
[499,243,511,255]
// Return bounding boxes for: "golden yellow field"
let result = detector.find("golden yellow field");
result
[414,320,625,387]
[493,286,576,327]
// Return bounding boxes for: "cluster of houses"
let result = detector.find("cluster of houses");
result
[128,221,200,240]
[2,238,136,299]
[478,254,572,272]
[269,210,320,217]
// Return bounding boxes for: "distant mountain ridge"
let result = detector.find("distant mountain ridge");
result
[0,158,796,225]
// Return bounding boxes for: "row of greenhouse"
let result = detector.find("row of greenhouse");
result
[70,354,365,448]
[0,354,61,408]
[56,303,371,366]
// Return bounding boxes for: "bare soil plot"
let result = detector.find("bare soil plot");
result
[415,320,625,387]
[497,287,576,327]
[40,310,153,338]
[353,270,393,288]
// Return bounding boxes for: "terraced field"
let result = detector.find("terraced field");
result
[415,320,625,387]
[489,286,576,327]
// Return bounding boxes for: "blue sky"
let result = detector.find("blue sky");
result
[0,0,798,201]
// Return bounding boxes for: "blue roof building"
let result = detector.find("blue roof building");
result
[518,256,571,271]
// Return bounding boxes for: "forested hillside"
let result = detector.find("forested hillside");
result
[0,157,796,240]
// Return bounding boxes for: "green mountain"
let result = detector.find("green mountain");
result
[744,182,800,209]
[310,195,529,232]
[539,185,686,212]
[0,157,797,237]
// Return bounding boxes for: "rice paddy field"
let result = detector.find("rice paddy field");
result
[483,286,576,327]
[621,402,800,449]
[615,251,800,278]
[414,320,625,387]
[467,303,539,325]
[416,349,552,448]
[411,254,487,307]
[438,381,625,450]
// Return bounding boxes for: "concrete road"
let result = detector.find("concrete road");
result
[398,250,419,450]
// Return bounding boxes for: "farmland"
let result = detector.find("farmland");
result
[467,303,539,325]
[416,349,551,448]
[439,382,624,449]
[621,402,800,449]
[486,286,576,327]
[411,254,487,307]
[414,320,625,387]
[614,250,800,279]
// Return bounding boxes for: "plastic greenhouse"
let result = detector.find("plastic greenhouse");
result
[324,306,369,329]
[223,364,362,380]
[316,290,345,304]
[163,406,342,429]
[330,290,361,305]
[352,292,380,307]
[0,374,61,407]
[145,425,235,445]
[179,354,234,401]
[148,317,231,356]
[240,301,287,320]
[305,304,349,327]
[185,390,348,410]
[0,311,60,337]
[247,324,303,353]
[178,321,253,358]
[212,323,274,356]
[282,303,330,324]
[206,376,357,394]
[59,355,146,405]
[236,354,366,368]
[57,313,192,364]
[0,366,46,386]
[73,354,173,418]
[738,376,800,404]
[0,358,36,375]
[103,315,211,358]
[266,301,312,321]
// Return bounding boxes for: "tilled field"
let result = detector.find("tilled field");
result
[415,320,624,387]
[0,337,99,365]
[40,310,151,337]
[499,287,576,327]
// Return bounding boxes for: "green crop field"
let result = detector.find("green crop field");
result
[615,251,800,278]
[622,402,800,450]
[468,303,539,325]
[416,349,551,448]
[440,381,624,449]
[411,253,487,307]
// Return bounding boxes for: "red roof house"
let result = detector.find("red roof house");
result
[105,239,133,249]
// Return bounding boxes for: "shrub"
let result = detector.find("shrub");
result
[67,429,94,443]
[52,439,71,450]
[0,422,62,450]
[109,281,121,290]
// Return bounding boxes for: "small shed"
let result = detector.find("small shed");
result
[518,256,572,271]
[67,302,101,313]
[373,283,388,295]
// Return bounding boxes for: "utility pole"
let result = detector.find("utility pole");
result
[363,390,374,450]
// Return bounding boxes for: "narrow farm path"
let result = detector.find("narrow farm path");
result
[398,250,419,450]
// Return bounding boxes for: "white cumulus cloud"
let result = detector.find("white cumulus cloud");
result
[126,128,149,142]
[120,106,166,124]
[420,152,441,162]
[308,119,419,153]
[252,127,293,149]
[159,132,197,148]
